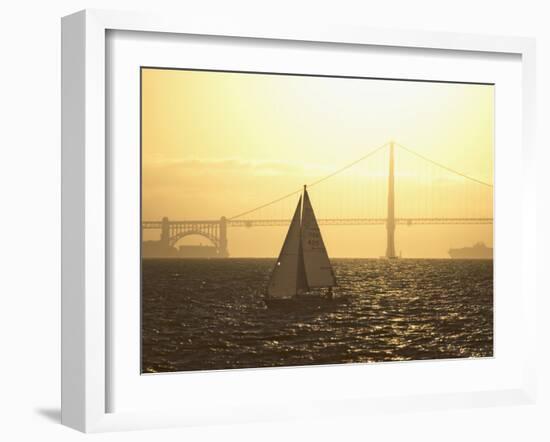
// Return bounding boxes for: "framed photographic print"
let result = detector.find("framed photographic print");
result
[140,67,496,373]
[61,9,537,432]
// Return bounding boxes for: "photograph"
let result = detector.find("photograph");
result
[140,67,494,373]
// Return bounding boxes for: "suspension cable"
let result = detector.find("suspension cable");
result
[229,142,389,220]
[229,140,492,220]
[395,142,493,188]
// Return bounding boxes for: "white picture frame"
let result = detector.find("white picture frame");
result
[61,9,537,433]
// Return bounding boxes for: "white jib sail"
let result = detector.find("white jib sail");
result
[301,189,336,288]
[267,196,306,298]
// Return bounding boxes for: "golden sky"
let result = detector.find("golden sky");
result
[142,68,494,258]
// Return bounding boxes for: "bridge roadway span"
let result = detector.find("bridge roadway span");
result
[142,217,493,229]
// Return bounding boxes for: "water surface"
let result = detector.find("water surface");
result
[142,258,493,373]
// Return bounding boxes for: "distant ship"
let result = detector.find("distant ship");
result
[265,185,337,308]
[448,242,493,260]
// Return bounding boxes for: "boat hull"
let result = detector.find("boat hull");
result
[264,294,347,309]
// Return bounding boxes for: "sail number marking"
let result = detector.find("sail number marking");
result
[304,227,323,249]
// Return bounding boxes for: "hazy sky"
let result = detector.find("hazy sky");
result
[142,68,494,258]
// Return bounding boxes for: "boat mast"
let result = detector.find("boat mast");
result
[294,184,307,298]
[302,184,306,217]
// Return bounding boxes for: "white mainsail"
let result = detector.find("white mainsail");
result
[301,188,336,288]
[267,196,308,298]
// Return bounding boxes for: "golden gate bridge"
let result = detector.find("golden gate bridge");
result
[142,141,493,258]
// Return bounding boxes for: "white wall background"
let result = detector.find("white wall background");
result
[0,0,548,440]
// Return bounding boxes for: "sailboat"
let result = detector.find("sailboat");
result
[265,185,337,308]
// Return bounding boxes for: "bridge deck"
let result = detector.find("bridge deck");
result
[142,218,493,228]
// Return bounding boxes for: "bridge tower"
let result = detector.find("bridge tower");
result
[386,142,397,259]
[219,216,229,257]
[160,216,170,247]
